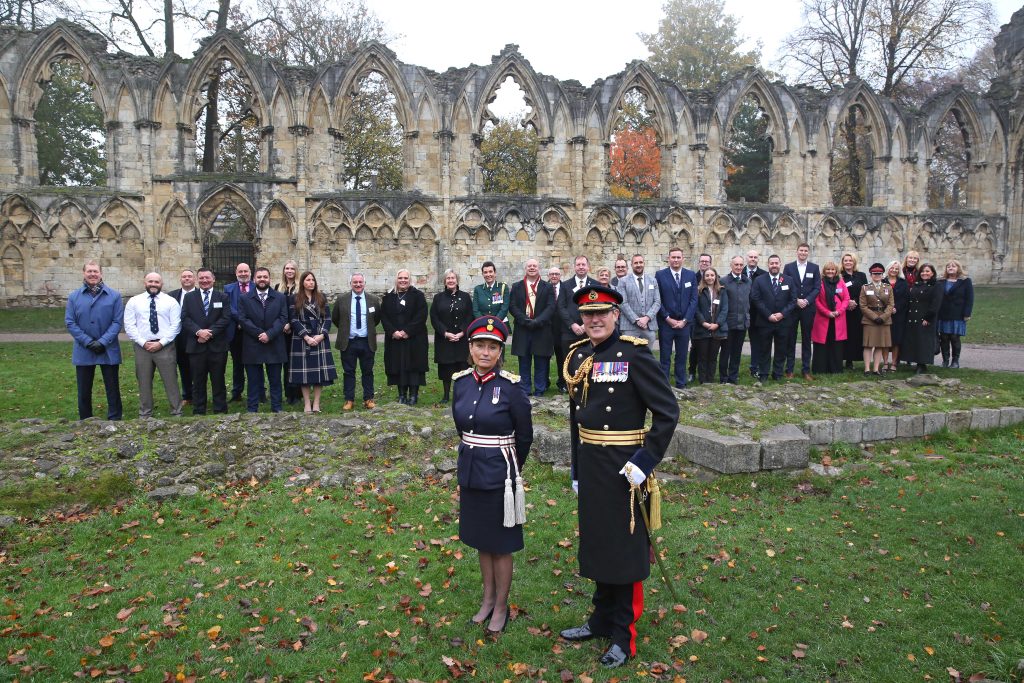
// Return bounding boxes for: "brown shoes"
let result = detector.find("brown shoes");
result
[363,399,376,409]
[784,372,794,379]
[803,372,815,381]
[343,400,354,411]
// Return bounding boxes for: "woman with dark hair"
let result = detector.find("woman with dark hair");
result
[381,269,429,404]
[840,253,867,370]
[812,261,850,375]
[938,259,973,369]
[275,260,301,405]
[859,263,894,376]
[692,267,729,384]
[883,260,909,372]
[430,269,474,404]
[288,271,337,413]
[901,263,944,374]
[452,316,532,635]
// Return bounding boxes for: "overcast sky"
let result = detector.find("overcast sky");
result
[371,0,1023,86]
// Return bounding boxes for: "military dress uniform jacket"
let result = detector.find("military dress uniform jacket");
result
[565,331,680,584]
[452,368,533,490]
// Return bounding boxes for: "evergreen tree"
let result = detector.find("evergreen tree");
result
[478,119,538,195]
[35,60,106,186]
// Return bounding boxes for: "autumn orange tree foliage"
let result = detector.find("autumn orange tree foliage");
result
[608,126,661,200]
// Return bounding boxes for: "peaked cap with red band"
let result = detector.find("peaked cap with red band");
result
[573,284,623,312]
[466,315,510,344]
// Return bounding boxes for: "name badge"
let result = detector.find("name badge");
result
[684,282,692,288]
[491,293,503,304]
[713,299,720,305]
[781,285,790,291]
[649,284,655,290]
[213,302,223,308]
[591,361,629,382]
[804,273,812,279]
[368,306,375,313]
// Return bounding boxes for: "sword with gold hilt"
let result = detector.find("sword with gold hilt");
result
[624,462,680,603]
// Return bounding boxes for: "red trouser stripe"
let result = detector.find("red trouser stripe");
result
[628,581,643,656]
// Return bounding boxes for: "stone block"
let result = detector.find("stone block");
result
[897,414,924,439]
[922,412,946,435]
[802,420,834,445]
[759,424,810,470]
[861,416,898,442]
[971,408,1001,431]
[945,410,972,433]
[676,426,760,474]
[999,406,1024,428]
[531,424,571,467]
[832,418,863,445]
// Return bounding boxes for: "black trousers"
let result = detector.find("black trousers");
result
[759,325,790,379]
[189,351,228,414]
[720,328,746,383]
[692,337,724,384]
[587,581,644,656]
[174,339,192,401]
[341,337,375,401]
[229,328,245,397]
[552,334,567,389]
[75,364,122,420]
[748,323,762,373]
[786,305,815,373]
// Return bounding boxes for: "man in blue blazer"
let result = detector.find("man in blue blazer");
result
[65,260,123,420]
[224,262,265,402]
[750,254,797,381]
[181,268,233,415]
[237,267,289,413]
[655,246,698,388]
[782,243,820,379]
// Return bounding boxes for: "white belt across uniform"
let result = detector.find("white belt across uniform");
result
[460,432,526,527]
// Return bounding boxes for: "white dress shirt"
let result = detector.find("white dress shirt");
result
[124,291,181,347]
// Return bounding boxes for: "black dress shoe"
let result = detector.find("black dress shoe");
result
[599,643,630,668]
[559,624,596,641]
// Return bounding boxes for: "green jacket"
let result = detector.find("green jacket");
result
[472,281,510,320]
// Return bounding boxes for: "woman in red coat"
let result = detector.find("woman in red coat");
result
[811,261,850,375]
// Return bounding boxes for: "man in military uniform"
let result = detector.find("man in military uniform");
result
[559,285,680,668]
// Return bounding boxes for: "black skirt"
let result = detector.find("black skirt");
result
[459,486,524,554]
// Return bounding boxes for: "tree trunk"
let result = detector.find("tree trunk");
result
[846,106,862,205]
[164,0,174,56]
[200,0,231,171]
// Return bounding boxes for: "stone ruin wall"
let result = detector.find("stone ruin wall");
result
[3,14,1024,304]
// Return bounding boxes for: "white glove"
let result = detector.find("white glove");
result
[571,480,579,495]
[619,464,647,486]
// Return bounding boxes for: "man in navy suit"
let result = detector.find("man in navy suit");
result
[224,262,266,402]
[180,267,233,414]
[782,243,820,379]
[237,267,288,413]
[655,246,698,388]
[559,255,600,350]
[745,250,767,378]
[750,254,797,381]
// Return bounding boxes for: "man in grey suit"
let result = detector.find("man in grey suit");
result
[617,254,660,344]
[331,273,381,411]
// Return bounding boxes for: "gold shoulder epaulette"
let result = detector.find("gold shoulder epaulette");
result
[568,337,590,352]
[499,369,521,383]
[452,367,474,380]
[620,335,649,346]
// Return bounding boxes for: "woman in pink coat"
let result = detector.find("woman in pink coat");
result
[811,260,850,375]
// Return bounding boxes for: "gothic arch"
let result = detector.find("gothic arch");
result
[306,83,332,129]
[601,62,674,141]
[718,70,791,153]
[921,90,985,159]
[158,199,195,242]
[826,83,892,159]
[180,33,270,129]
[466,48,552,139]
[334,43,416,132]
[622,208,655,242]
[196,184,257,237]
[12,22,110,120]
[259,200,296,242]
[354,202,395,236]
[397,202,436,239]
[1,244,27,297]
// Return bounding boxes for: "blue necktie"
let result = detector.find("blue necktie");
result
[355,295,362,331]
[149,294,159,334]
[202,289,210,315]
[772,277,779,293]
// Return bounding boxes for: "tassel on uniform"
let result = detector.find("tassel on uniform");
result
[503,477,516,528]
[514,475,527,525]
[647,474,662,531]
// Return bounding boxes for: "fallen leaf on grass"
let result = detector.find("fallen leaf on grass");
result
[98,635,115,648]
[116,607,136,621]
[691,629,708,643]
[206,625,221,640]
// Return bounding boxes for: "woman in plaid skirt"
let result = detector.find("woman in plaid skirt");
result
[289,271,337,413]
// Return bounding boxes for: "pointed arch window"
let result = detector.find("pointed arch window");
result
[477,76,538,194]
[724,94,771,202]
[34,59,107,186]
[830,103,874,207]
[608,88,661,200]
[927,109,971,209]
[194,58,262,173]
[340,71,404,191]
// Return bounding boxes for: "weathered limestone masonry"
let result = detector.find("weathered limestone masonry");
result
[3,13,1024,304]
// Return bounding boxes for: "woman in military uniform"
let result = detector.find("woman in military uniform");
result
[451,316,533,635]
[858,263,894,376]
[559,285,679,668]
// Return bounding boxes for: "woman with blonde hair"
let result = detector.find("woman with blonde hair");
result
[937,259,973,368]
[276,260,301,404]
[902,251,921,286]
[430,269,473,404]
[381,269,429,404]
[595,266,612,286]
[812,260,850,375]
[840,252,867,370]
[883,260,909,371]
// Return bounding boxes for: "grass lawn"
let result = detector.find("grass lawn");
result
[2,284,1023,344]
[1,426,1022,681]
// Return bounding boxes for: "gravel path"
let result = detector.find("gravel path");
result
[4,332,1023,373]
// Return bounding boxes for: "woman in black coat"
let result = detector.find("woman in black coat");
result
[840,252,868,370]
[938,259,974,369]
[380,269,429,404]
[901,263,944,374]
[430,269,474,404]
[883,261,910,372]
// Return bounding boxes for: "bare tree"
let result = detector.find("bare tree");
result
[1,0,70,30]
[779,0,871,90]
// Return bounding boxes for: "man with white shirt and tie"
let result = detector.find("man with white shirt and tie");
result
[782,243,821,380]
[332,273,381,411]
[618,253,660,344]
[559,255,599,350]
[180,268,232,415]
[655,246,698,388]
[123,272,182,418]
[167,269,196,404]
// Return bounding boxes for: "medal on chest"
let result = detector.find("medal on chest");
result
[591,361,629,382]
[491,386,501,405]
